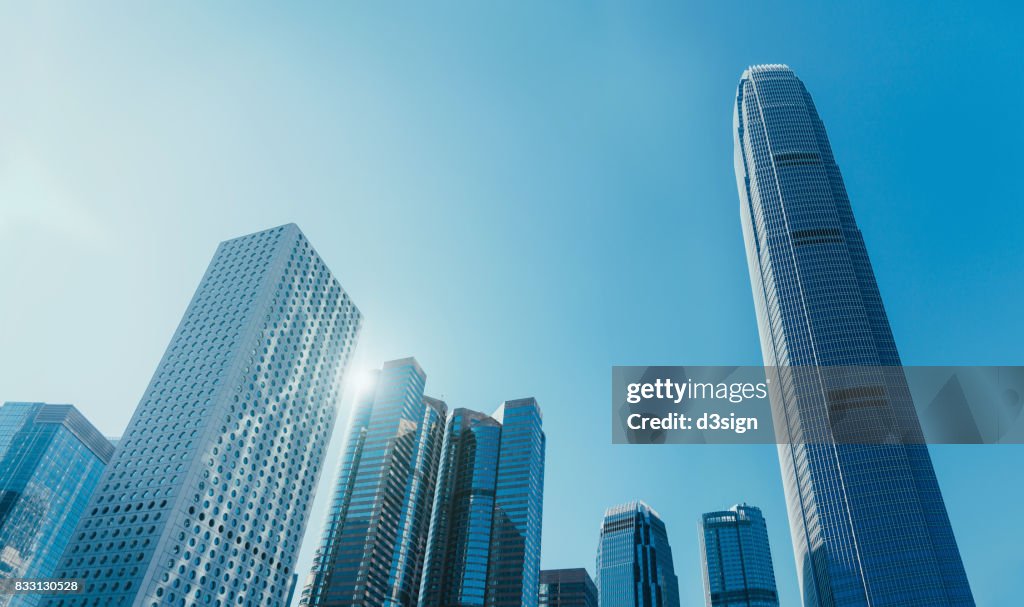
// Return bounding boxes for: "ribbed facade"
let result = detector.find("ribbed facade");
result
[595,501,679,607]
[417,399,545,607]
[734,64,974,606]
[45,224,361,607]
[0,403,113,607]
[538,569,597,607]
[418,409,501,607]
[699,504,778,607]
[300,358,446,607]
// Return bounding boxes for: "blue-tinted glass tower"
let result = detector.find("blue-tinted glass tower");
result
[300,358,447,607]
[418,409,502,607]
[485,398,545,607]
[0,403,113,607]
[699,504,778,607]
[734,64,974,606]
[417,398,545,607]
[538,569,598,607]
[595,501,679,607]
[45,224,362,607]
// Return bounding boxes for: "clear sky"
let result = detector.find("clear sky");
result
[2,2,1022,605]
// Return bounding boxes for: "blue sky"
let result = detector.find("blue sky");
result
[2,2,1022,605]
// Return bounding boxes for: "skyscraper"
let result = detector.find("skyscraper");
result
[484,398,545,607]
[45,224,362,607]
[538,569,598,607]
[0,403,114,607]
[595,501,679,607]
[698,504,778,607]
[734,64,974,606]
[300,358,447,607]
[418,409,502,607]
[417,399,545,607]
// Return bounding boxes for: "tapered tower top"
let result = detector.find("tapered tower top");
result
[740,63,794,79]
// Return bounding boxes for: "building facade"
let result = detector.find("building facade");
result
[538,569,597,607]
[698,504,778,607]
[45,224,362,607]
[485,399,545,607]
[0,403,114,607]
[300,358,447,607]
[734,64,974,606]
[417,409,502,607]
[418,398,545,607]
[595,501,679,607]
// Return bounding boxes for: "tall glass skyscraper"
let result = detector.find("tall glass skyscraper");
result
[485,398,545,607]
[418,409,502,607]
[595,501,679,607]
[698,504,778,607]
[300,358,447,607]
[538,569,598,607]
[417,398,545,607]
[0,403,114,607]
[734,64,974,606]
[45,224,362,607]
